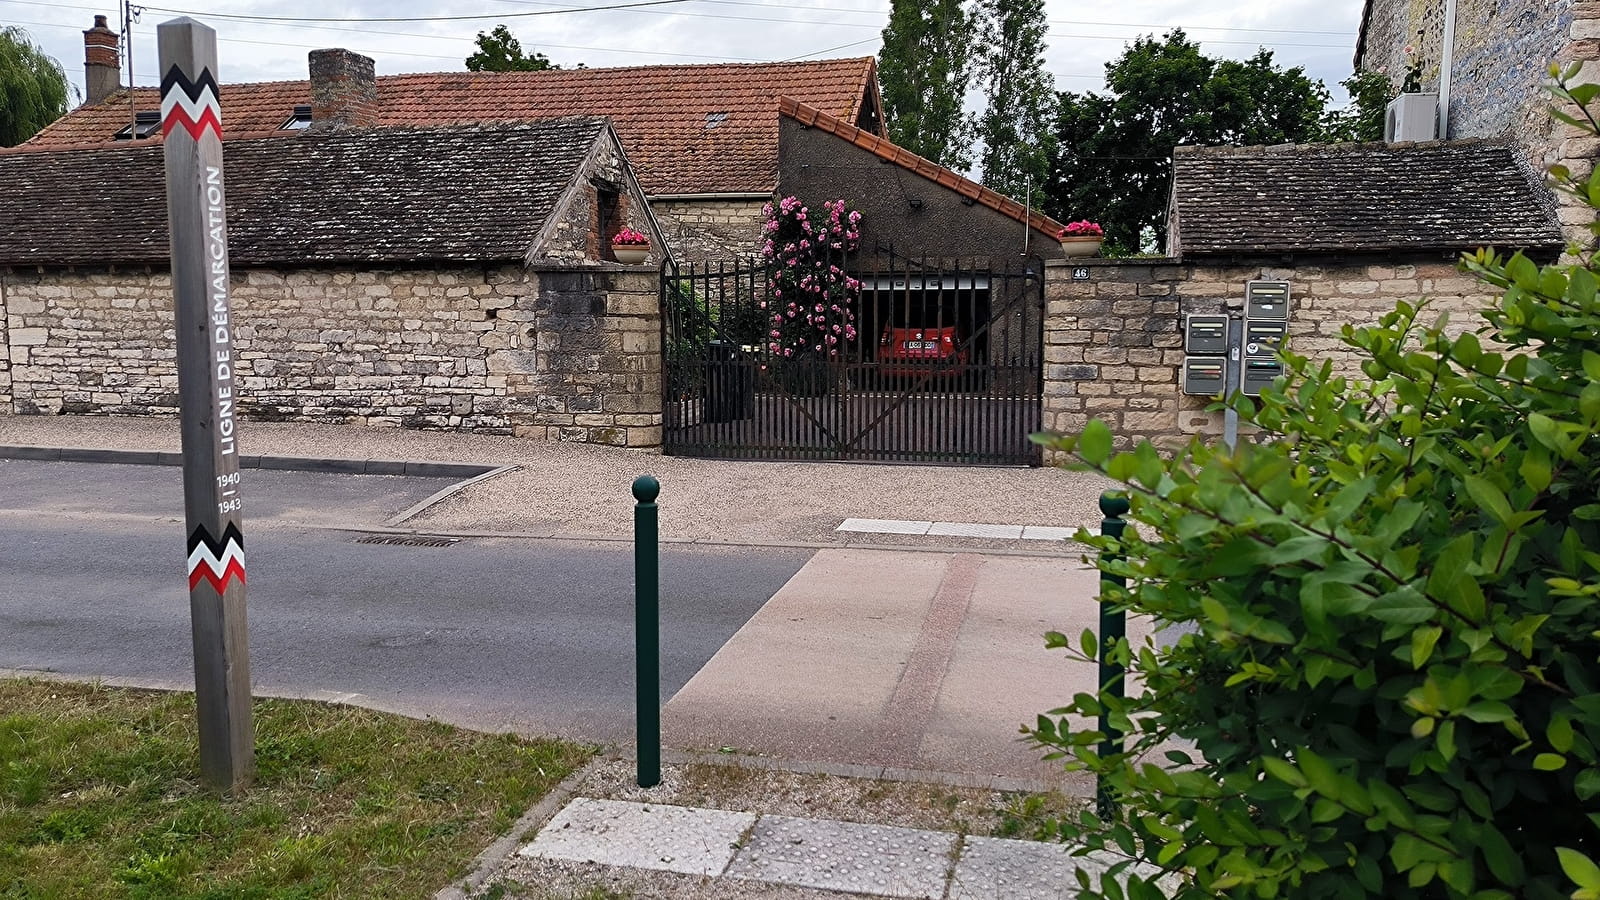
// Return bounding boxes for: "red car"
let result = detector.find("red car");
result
[879,325,968,378]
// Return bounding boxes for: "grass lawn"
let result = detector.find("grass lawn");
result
[0,679,592,899]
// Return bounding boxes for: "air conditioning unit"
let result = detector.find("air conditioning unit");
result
[1385,92,1439,143]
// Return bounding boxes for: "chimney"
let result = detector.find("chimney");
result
[83,15,120,106]
[308,49,378,129]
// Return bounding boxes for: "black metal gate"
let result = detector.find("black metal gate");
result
[661,253,1045,465]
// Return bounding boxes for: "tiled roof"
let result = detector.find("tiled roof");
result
[1170,141,1564,256]
[15,58,879,196]
[777,97,1066,240]
[0,119,608,266]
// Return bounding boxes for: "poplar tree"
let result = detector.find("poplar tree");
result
[877,0,977,169]
[975,0,1056,200]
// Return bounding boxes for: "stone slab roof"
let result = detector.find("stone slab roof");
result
[778,97,1066,240]
[13,58,879,197]
[0,118,608,267]
[1170,141,1564,257]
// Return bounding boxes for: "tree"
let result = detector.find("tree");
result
[877,0,977,170]
[1027,64,1600,900]
[1044,31,1330,252]
[465,25,558,72]
[974,0,1056,200]
[0,26,70,147]
[1322,69,1395,143]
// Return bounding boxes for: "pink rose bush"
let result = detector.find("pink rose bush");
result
[759,196,863,359]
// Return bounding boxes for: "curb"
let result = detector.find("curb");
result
[433,755,612,900]
[0,444,500,479]
[383,465,520,527]
[656,746,1080,796]
[319,524,1087,559]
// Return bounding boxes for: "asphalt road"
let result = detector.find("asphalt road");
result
[0,460,811,743]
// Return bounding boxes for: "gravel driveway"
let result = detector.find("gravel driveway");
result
[0,416,1116,547]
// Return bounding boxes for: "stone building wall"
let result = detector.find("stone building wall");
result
[1358,0,1600,245]
[0,263,662,448]
[0,274,9,408]
[540,133,662,268]
[650,197,769,262]
[1041,257,1501,450]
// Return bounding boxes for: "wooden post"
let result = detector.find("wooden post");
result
[159,16,254,791]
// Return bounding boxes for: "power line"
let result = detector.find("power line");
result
[490,0,1356,36]
[7,0,1353,41]
[137,0,697,24]
[7,16,772,65]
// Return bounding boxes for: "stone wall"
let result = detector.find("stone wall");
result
[650,197,769,262]
[0,274,9,407]
[0,263,663,448]
[1042,257,1502,450]
[1358,0,1600,246]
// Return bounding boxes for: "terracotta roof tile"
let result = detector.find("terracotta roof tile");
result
[0,119,608,266]
[15,58,878,196]
[777,97,1065,240]
[1170,141,1564,256]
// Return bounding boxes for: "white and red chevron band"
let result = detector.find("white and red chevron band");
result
[187,522,245,593]
[160,65,222,142]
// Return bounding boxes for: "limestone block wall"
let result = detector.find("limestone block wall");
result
[1042,257,1502,450]
[0,273,11,407]
[0,263,663,448]
[650,197,769,262]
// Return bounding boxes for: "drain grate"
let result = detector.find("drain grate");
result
[355,534,459,548]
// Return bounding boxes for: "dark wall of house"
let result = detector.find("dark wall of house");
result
[777,118,1063,264]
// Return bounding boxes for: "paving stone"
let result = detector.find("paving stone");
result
[726,815,954,899]
[950,836,1175,898]
[837,518,933,535]
[1020,525,1080,542]
[927,521,1026,539]
[516,798,755,877]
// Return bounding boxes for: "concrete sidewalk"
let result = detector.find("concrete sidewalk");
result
[661,548,1142,784]
[506,797,1167,899]
[0,415,1113,549]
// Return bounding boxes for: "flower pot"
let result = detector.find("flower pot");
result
[1059,236,1103,257]
[611,244,650,264]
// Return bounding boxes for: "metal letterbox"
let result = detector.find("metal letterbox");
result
[1183,357,1227,396]
[1240,359,1282,396]
[1245,280,1290,320]
[1184,314,1228,355]
[1243,320,1287,359]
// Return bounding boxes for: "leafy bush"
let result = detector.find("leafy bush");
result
[1030,65,1600,899]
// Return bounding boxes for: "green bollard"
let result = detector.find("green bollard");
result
[1096,492,1130,819]
[633,475,661,789]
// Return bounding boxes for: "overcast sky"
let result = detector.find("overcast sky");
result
[6,0,1365,109]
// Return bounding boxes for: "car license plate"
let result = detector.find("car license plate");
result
[903,341,937,350]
